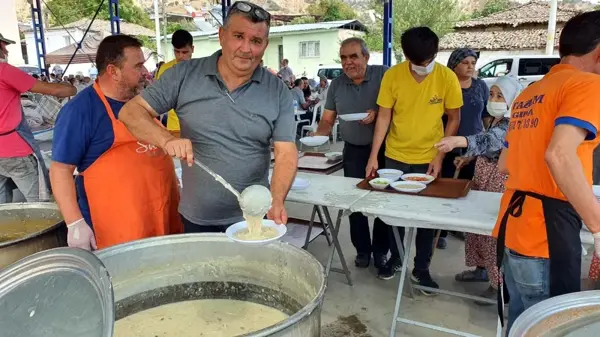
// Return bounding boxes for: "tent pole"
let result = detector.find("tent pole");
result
[383,0,393,67]
[109,0,121,35]
[30,0,48,77]
[154,0,161,56]
[546,0,558,55]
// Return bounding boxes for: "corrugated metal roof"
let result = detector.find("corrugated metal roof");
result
[270,20,367,34]
[185,19,366,39]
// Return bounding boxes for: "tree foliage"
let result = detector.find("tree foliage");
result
[306,0,358,22]
[290,16,318,24]
[470,0,511,19]
[45,0,153,29]
[364,0,460,59]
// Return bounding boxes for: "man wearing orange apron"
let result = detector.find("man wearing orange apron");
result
[492,11,600,333]
[50,35,182,250]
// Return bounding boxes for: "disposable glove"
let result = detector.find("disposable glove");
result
[67,218,97,251]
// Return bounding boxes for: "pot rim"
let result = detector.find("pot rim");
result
[0,202,64,249]
[96,234,328,336]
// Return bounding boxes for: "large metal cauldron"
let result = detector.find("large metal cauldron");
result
[509,290,600,336]
[95,234,327,337]
[0,202,65,269]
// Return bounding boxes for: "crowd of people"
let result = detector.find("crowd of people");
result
[3,1,600,335]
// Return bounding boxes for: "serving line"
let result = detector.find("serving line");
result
[349,190,594,337]
[279,171,370,286]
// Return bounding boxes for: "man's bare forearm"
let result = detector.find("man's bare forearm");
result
[118,96,175,148]
[547,149,600,233]
[271,144,298,205]
[369,108,392,159]
[315,119,333,136]
[49,163,83,224]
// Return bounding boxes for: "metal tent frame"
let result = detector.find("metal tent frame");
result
[30,0,121,75]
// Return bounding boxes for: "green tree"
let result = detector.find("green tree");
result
[364,0,460,60]
[306,0,357,22]
[290,16,317,24]
[45,0,153,29]
[470,0,510,19]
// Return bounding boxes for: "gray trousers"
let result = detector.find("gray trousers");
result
[0,155,40,203]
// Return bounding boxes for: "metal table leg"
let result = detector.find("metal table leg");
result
[303,206,318,249]
[322,206,353,286]
[315,206,332,246]
[389,227,416,337]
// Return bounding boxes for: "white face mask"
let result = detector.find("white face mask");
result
[487,101,508,118]
[411,61,435,76]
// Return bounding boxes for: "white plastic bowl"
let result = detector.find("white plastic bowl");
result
[324,151,342,161]
[226,220,287,246]
[369,178,391,190]
[401,173,435,185]
[377,169,404,182]
[299,136,329,147]
[390,181,427,193]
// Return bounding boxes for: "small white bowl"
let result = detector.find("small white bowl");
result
[390,181,427,193]
[299,136,329,147]
[401,173,435,185]
[226,220,287,246]
[324,151,342,161]
[369,178,391,190]
[377,169,404,182]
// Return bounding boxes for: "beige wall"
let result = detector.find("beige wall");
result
[1,0,25,64]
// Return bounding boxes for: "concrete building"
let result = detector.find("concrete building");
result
[0,0,25,64]
[23,19,155,76]
[438,1,584,67]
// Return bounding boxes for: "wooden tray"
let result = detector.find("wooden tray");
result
[356,177,472,199]
[297,152,343,174]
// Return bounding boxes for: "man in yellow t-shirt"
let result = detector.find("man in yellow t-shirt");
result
[155,29,194,133]
[367,27,463,293]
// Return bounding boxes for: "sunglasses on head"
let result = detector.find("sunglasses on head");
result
[227,1,271,24]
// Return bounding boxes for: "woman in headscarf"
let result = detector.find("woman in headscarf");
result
[438,48,489,249]
[435,76,523,303]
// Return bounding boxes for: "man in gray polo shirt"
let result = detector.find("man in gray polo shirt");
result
[313,37,394,278]
[118,1,298,232]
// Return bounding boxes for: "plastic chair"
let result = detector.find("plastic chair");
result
[301,101,324,137]
[294,109,310,139]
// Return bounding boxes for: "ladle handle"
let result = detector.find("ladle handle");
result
[193,159,241,199]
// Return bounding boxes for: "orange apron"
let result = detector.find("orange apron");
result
[82,82,183,249]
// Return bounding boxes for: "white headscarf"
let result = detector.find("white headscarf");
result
[492,76,523,117]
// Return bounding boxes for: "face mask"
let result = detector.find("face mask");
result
[411,61,435,76]
[487,101,508,118]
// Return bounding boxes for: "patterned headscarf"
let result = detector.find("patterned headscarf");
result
[447,48,478,71]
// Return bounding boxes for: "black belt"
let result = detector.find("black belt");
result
[495,190,582,326]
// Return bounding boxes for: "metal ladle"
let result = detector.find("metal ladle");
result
[193,160,271,216]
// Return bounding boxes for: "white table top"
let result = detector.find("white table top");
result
[284,172,369,209]
[351,190,501,235]
[350,189,594,245]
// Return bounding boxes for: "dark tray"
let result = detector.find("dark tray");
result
[357,177,472,199]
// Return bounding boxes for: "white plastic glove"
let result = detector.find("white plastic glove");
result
[67,218,97,251]
[593,232,600,258]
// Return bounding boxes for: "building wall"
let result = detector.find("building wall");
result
[2,0,25,64]
[24,29,85,68]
